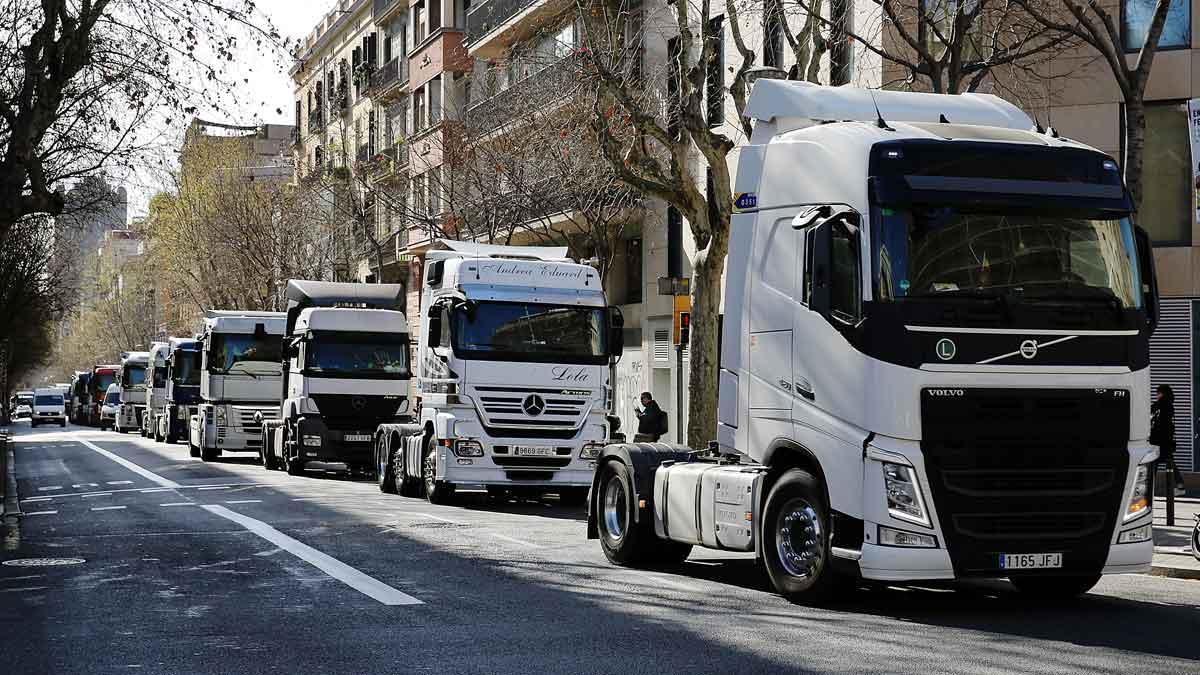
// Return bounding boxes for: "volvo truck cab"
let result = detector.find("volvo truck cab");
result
[261,281,411,476]
[588,82,1160,603]
[159,337,201,443]
[375,240,622,505]
[115,351,150,433]
[189,311,286,461]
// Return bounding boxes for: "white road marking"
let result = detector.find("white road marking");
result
[630,572,703,594]
[413,512,463,525]
[71,483,98,488]
[23,510,58,516]
[197,486,228,491]
[106,480,134,485]
[0,586,49,594]
[37,486,62,492]
[159,503,196,507]
[91,506,127,511]
[81,493,112,498]
[224,500,262,504]
[253,548,284,557]
[139,488,172,494]
[201,505,423,606]
[21,496,53,502]
[75,439,180,488]
[489,533,543,549]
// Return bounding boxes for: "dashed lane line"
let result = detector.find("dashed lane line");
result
[23,510,57,516]
[91,506,126,511]
[201,505,423,606]
[489,533,543,549]
[159,503,196,507]
[81,493,112,498]
[71,483,98,488]
[37,486,62,492]
[197,486,228,491]
[224,500,262,504]
[106,480,134,485]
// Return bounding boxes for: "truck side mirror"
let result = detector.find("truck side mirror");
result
[608,306,625,359]
[1134,225,1159,333]
[427,312,442,347]
[807,212,863,327]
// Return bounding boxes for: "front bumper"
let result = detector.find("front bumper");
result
[295,417,374,466]
[435,446,597,487]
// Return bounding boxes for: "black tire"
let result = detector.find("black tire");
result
[262,430,280,471]
[558,487,590,508]
[761,469,845,603]
[487,486,511,502]
[378,441,397,494]
[1192,521,1200,563]
[200,443,220,462]
[284,425,305,476]
[1009,574,1101,601]
[422,436,455,504]
[188,436,200,458]
[595,460,661,566]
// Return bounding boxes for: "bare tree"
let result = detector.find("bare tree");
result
[1014,0,1173,208]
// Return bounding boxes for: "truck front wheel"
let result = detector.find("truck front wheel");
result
[761,469,843,603]
[422,437,455,504]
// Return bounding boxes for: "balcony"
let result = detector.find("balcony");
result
[370,57,408,100]
[465,0,571,59]
[371,142,409,182]
[465,53,580,134]
[373,0,406,22]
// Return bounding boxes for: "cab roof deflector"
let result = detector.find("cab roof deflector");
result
[428,239,571,263]
[284,280,405,312]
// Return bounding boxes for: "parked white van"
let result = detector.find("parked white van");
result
[31,388,67,427]
[100,384,121,431]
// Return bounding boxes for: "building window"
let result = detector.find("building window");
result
[413,174,426,216]
[430,76,442,124]
[706,16,724,127]
[413,85,426,132]
[430,0,442,33]
[414,1,427,43]
[429,166,441,215]
[1136,101,1191,244]
[626,237,643,304]
[1123,0,1190,51]
[763,0,785,69]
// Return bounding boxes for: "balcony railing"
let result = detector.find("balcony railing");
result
[466,0,542,45]
[370,58,408,94]
[465,53,581,133]
[371,141,409,176]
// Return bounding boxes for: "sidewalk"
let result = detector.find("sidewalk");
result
[1150,494,1200,580]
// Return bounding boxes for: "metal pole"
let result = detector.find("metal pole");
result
[1167,463,1175,526]
[676,343,684,445]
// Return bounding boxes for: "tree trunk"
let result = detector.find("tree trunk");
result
[685,228,730,450]
[1123,99,1147,212]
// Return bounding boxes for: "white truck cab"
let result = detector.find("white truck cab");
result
[31,387,66,427]
[115,351,150,433]
[189,311,286,461]
[142,342,169,438]
[261,280,411,476]
[588,82,1160,603]
[376,240,623,505]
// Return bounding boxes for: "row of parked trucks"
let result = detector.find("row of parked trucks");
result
[62,83,1165,603]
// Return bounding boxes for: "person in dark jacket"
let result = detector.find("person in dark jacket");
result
[634,392,667,442]
[1150,384,1186,496]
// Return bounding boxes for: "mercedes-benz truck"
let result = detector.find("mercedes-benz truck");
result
[189,311,286,461]
[375,240,622,505]
[115,351,150,433]
[158,337,201,443]
[260,281,412,476]
[587,81,1160,603]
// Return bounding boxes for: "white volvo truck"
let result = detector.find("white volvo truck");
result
[141,342,169,437]
[115,351,150,433]
[588,81,1160,602]
[375,240,622,505]
[189,311,286,461]
[260,280,412,476]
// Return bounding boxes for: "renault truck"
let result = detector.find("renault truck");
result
[157,337,201,443]
[189,311,286,461]
[142,342,169,437]
[374,240,622,505]
[114,351,150,433]
[587,81,1160,602]
[259,281,412,476]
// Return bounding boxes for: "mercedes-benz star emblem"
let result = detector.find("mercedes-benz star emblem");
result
[522,394,546,417]
[351,396,366,411]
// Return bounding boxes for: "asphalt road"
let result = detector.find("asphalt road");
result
[2,421,1198,675]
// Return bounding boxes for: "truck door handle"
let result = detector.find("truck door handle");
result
[794,379,815,401]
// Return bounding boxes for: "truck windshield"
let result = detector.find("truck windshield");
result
[172,350,201,385]
[304,332,409,379]
[451,301,608,365]
[208,334,282,375]
[122,365,147,388]
[874,207,1142,308]
[93,372,115,392]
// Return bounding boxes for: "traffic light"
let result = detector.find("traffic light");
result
[679,311,690,345]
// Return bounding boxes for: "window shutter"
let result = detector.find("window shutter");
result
[1150,298,1194,471]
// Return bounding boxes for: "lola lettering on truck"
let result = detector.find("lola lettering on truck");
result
[551,367,591,382]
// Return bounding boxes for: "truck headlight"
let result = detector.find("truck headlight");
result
[303,434,323,447]
[882,462,930,527]
[177,406,188,420]
[580,442,605,459]
[215,406,227,427]
[1124,463,1151,521]
[453,440,483,457]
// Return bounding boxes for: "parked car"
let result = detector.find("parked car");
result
[31,388,67,428]
[99,384,120,431]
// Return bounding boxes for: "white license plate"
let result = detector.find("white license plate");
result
[343,434,371,443]
[1000,553,1062,570]
[513,446,556,457]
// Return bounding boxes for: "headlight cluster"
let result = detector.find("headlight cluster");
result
[453,440,484,457]
[177,406,188,420]
[1125,463,1151,521]
[580,442,605,459]
[883,462,930,527]
[215,406,227,427]
[1117,522,1152,544]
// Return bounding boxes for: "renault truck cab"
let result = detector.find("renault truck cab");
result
[115,351,150,433]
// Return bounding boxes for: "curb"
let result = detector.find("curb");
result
[1148,564,1200,580]
[1,431,19,521]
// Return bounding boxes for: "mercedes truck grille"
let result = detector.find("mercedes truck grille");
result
[920,388,1129,576]
[474,386,589,432]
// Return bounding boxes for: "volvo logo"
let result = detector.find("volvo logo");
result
[1019,340,1038,359]
[522,394,546,417]
[351,396,366,411]
[935,338,957,361]
[928,389,965,397]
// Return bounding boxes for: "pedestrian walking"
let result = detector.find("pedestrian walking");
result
[1150,384,1186,496]
[634,392,668,443]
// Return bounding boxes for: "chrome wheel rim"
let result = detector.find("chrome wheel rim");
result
[775,498,824,580]
[602,474,628,542]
